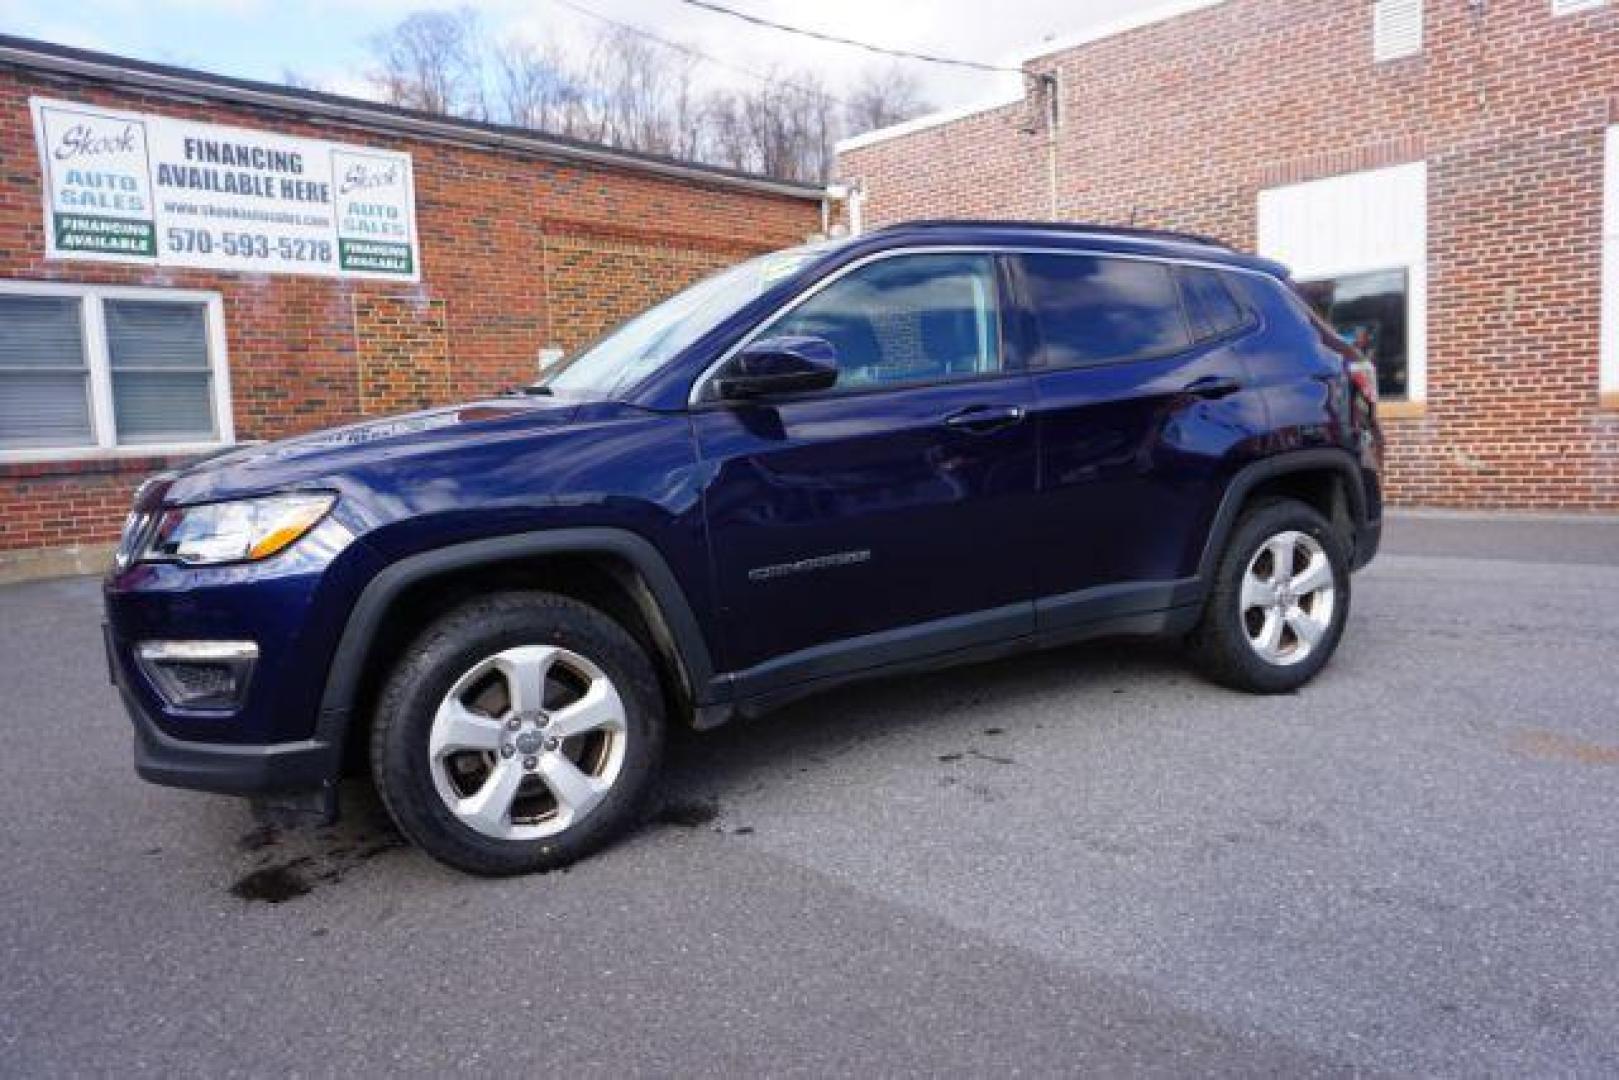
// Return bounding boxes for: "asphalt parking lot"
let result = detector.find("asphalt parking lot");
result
[3,512,1618,1076]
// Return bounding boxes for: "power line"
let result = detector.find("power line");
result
[674,0,1025,74]
[548,0,853,105]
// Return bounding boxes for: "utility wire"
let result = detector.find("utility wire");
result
[549,0,854,105]
[675,0,1026,74]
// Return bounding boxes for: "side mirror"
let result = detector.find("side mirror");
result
[716,336,839,400]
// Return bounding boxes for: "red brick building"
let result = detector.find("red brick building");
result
[837,0,1619,511]
[0,36,823,577]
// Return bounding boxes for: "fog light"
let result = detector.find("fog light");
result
[136,641,258,710]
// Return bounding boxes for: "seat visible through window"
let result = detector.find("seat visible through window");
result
[766,254,1002,390]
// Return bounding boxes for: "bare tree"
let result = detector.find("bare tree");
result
[365,6,926,182]
[493,39,581,132]
[368,7,487,118]
[844,65,931,135]
[703,74,840,182]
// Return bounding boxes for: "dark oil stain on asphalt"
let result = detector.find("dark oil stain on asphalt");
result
[969,749,1016,766]
[229,832,404,904]
[937,752,964,763]
[230,858,313,904]
[656,800,721,828]
[982,727,1005,736]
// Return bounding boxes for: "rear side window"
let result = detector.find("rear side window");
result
[1178,267,1250,341]
[1017,254,1189,368]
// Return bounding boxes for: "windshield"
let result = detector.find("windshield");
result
[543,242,836,398]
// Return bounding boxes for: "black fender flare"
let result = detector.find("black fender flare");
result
[1195,448,1373,585]
[313,528,718,753]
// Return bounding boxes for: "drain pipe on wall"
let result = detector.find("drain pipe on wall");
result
[1017,70,1063,221]
[822,181,864,237]
[1041,72,1061,220]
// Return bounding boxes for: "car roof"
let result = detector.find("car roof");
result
[854,220,1290,279]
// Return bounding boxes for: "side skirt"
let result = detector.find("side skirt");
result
[719,583,1202,723]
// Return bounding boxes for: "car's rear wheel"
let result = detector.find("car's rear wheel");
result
[370,591,664,876]
[1188,498,1350,693]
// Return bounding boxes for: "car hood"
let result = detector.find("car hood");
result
[145,395,583,507]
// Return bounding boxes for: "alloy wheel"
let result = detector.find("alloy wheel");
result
[1239,530,1336,667]
[427,645,628,840]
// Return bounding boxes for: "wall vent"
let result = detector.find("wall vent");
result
[1373,0,1423,62]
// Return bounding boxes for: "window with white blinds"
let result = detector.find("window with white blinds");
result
[1372,0,1423,62]
[1551,0,1606,15]
[0,284,230,457]
[0,296,92,449]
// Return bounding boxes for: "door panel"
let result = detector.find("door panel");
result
[1013,253,1269,620]
[695,380,1037,680]
[693,251,1038,685]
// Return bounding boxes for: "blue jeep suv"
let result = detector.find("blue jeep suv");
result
[104,221,1383,875]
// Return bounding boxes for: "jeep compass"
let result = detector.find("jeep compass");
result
[104,221,1383,875]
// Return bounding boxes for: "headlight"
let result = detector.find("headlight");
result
[141,493,336,565]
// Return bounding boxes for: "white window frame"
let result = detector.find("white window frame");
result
[0,280,233,463]
[1552,0,1606,15]
[1602,125,1619,403]
[1258,161,1429,406]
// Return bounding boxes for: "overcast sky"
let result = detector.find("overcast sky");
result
[0,0,1155,119]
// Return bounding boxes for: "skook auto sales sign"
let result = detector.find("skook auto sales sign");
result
[30,97,420,281]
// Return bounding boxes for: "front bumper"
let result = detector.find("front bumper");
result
[108,627,339,797]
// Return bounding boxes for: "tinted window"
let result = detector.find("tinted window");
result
[1178,267,1248,341]
[1297,268,1408,400]
[1018,254,1189,368]
[765,254,1001,390]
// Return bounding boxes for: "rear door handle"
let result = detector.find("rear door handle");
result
[1182,375,1243,399]
[943,404,1025,434]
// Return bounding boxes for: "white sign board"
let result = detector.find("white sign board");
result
[30,97,420,281]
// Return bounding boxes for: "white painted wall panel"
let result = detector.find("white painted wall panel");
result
[1602,126,1618,395]
[1258,162,1429,402]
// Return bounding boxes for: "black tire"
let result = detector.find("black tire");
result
[1188,498,1351,693]
[370,590,665,876]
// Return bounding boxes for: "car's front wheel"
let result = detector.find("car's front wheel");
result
[1188,498,1351,693]
[370,591,665,875]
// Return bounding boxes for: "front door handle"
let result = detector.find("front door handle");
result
[943,404,1025,434]
[1182,374,1243,399]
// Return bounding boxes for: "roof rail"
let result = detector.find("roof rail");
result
[880,219,1232,250]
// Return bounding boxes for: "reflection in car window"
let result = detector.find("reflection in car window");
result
[1178,267,1249,341]
[544,244,833,398]
[1296,268,1409,401]
[763,254,1002,390]
[1019,254,1190,368]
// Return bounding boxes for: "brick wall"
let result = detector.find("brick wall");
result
[838,0,1619,511]
[355,296,450,415]
[0,63,820,554]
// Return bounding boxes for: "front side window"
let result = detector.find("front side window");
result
[1018,254,1190,369]
[0,287,225,455]
[546,243,839,399]
[762,253,1003,391]
[1297,269,1409,400]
